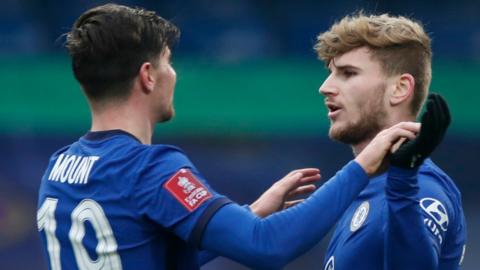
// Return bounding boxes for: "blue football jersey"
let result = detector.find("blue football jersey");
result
[323,159,467,270]
[37,130,231,270]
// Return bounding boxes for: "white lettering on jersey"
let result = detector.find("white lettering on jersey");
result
[176,175,210,207]
[48,154,99,185]
[420,198,449,231]
[178,176,196,193]
[423,218,443,244]
[324,256,334,270]
[350,201,369,232]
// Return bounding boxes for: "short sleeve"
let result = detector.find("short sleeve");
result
[132,145,231,244]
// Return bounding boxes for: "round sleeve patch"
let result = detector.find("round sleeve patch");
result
[164,169,212,212]
[420,197,449,231]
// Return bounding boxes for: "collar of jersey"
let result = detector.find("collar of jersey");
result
[83,129,142,144]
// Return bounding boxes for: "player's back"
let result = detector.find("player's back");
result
[37,130,204,270]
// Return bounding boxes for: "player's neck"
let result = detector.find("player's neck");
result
[90,103,154,145]
[351,140,371,157]
[351,114,416,157]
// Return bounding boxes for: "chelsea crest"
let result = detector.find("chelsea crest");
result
[350,201,370,232]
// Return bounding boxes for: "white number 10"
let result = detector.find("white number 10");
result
[37,198,122,270]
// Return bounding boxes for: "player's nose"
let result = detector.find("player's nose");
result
[319,75,338,96]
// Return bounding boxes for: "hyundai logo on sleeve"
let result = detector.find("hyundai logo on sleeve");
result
[420,197,449,231]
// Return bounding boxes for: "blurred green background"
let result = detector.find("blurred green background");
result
[3,56,479,136]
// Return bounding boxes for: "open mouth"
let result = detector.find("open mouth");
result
[327,104,341,113]
[326,103,342,118]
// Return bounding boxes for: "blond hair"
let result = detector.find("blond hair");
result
[315,13,432,115]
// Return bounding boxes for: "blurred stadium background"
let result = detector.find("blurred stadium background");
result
[1,0,479,269]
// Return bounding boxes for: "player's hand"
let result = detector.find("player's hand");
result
[390,93,451,169]
[355,122,420,176]
[250,168,321,218]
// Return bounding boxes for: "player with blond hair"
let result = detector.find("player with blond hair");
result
[315,13,466,270]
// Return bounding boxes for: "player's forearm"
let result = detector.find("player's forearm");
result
[385,166,438,270]
[202,160,369,269]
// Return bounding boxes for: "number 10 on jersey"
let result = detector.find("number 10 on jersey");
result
[37,198,122,270]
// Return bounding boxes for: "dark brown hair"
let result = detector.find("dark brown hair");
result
[66,4,180,102]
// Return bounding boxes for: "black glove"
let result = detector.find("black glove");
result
[390,93,451,169]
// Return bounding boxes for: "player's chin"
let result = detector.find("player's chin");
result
[328,123,352,143]
[328,122,343,139]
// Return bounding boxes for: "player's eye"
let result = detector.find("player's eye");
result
[343,70,357,78]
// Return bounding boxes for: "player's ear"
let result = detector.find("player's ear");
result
[139,62,155,94]
[389,73,415,106]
